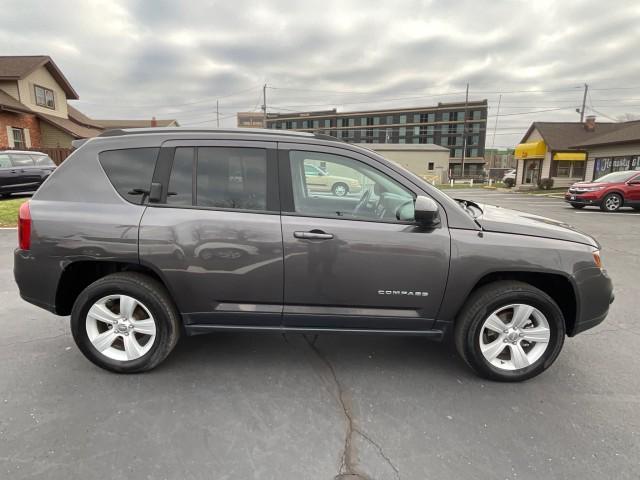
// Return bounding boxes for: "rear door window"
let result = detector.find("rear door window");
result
[196,147,267,211]
[0,154,11,168]
[10,154,35,167]
[99,148,159,204]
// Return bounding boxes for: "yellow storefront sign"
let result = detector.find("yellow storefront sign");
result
[515,141,546,159]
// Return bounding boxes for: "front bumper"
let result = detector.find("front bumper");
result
[564,192,603,206]
[569,267,614,336]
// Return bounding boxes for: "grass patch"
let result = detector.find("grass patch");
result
[0,198,27,227]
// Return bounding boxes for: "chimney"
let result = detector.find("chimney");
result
[584,115,596,132]
[150,116,158,127]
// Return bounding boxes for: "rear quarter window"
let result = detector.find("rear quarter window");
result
[99,148,159,204]
[33,155,56,166]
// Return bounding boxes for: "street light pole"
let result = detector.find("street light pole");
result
[262,84,267,128]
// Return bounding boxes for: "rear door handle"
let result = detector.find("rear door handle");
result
[293,230,334,240]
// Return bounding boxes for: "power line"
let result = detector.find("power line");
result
[74,85,261,109]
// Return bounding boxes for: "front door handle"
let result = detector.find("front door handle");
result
[293,230,334,240]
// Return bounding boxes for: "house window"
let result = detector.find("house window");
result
[399,115,407,124]
[428,162,435,170]
[555,160,585,178]
[34,85,55,109]
[11,128,26,149]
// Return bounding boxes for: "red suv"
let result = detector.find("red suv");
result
[565,170,640,212]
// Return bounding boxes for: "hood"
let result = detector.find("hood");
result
[474,203,598,248]
[570,181,608,189]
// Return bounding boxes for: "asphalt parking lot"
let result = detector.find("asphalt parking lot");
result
[1,192,639,480]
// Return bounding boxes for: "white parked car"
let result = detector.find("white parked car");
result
[502,169,516,182]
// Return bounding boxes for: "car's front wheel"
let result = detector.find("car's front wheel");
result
[454,281,565,382]
[332,182,349,196]
[600,193,623,212]
[71,272,180,373]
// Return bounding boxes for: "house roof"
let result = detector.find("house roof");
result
[520,121,622,151]
[38,112,102,139]
[0,55,79,100]
[571,121,640,148]
[94,119,179,129]
[0,89,33,114]
[67,104,104,129]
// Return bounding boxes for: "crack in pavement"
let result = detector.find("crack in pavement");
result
[303,335,400,480]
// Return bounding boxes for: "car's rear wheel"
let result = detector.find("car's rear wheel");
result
[71,272,180,373]
[571,203,585,209]
[332,182,349,196]
[600,193,623,212]
[454,281,565,382]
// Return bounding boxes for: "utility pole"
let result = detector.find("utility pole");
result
[579,83,588,122]
[491,94,502,149]
[216,100,219,128]
[262,84,267,128]
[460,83,469,179]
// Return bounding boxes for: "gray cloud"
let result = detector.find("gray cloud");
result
[1,0,639,146]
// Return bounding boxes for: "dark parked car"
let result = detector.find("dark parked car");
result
[14,129,613,381]
[0,150,56,198]
[565,170,640,211]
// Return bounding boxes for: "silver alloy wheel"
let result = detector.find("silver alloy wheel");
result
[86,294,157,361]
[479,303,551,371]
[605,195,621,211]
[333,184,347,196]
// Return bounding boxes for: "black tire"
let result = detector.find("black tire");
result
[71,272,181,373]
[600,193,623,212]
[571,203,585,209]
[454,281,565,382]
[332,182,349,196]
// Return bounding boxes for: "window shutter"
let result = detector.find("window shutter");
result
[24,129,32,148]
[28,82,35,104]
[6,126,14,148]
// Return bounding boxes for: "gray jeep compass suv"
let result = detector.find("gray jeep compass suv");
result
[13,128,614,381]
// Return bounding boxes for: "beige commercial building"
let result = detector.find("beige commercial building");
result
[368,143,451,184]
[237,112,264,128]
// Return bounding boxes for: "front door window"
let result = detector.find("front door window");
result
[289,150,415,222]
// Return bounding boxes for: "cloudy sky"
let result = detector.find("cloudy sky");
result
[2,0,640,147]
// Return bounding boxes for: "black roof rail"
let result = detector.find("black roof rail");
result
[96,127,319,139]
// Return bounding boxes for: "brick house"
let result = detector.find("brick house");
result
[0,55,177,154]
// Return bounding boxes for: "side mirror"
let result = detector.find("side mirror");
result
[414,195,440,227]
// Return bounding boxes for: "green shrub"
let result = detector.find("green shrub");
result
[538,177,554,190]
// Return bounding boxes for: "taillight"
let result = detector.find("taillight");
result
[18,201,31,250]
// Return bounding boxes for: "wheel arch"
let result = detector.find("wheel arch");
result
[458,271,579,335]
[55,260,175,316]
[604,189,625,201]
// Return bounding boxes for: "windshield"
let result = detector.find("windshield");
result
[595,171,637,183]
